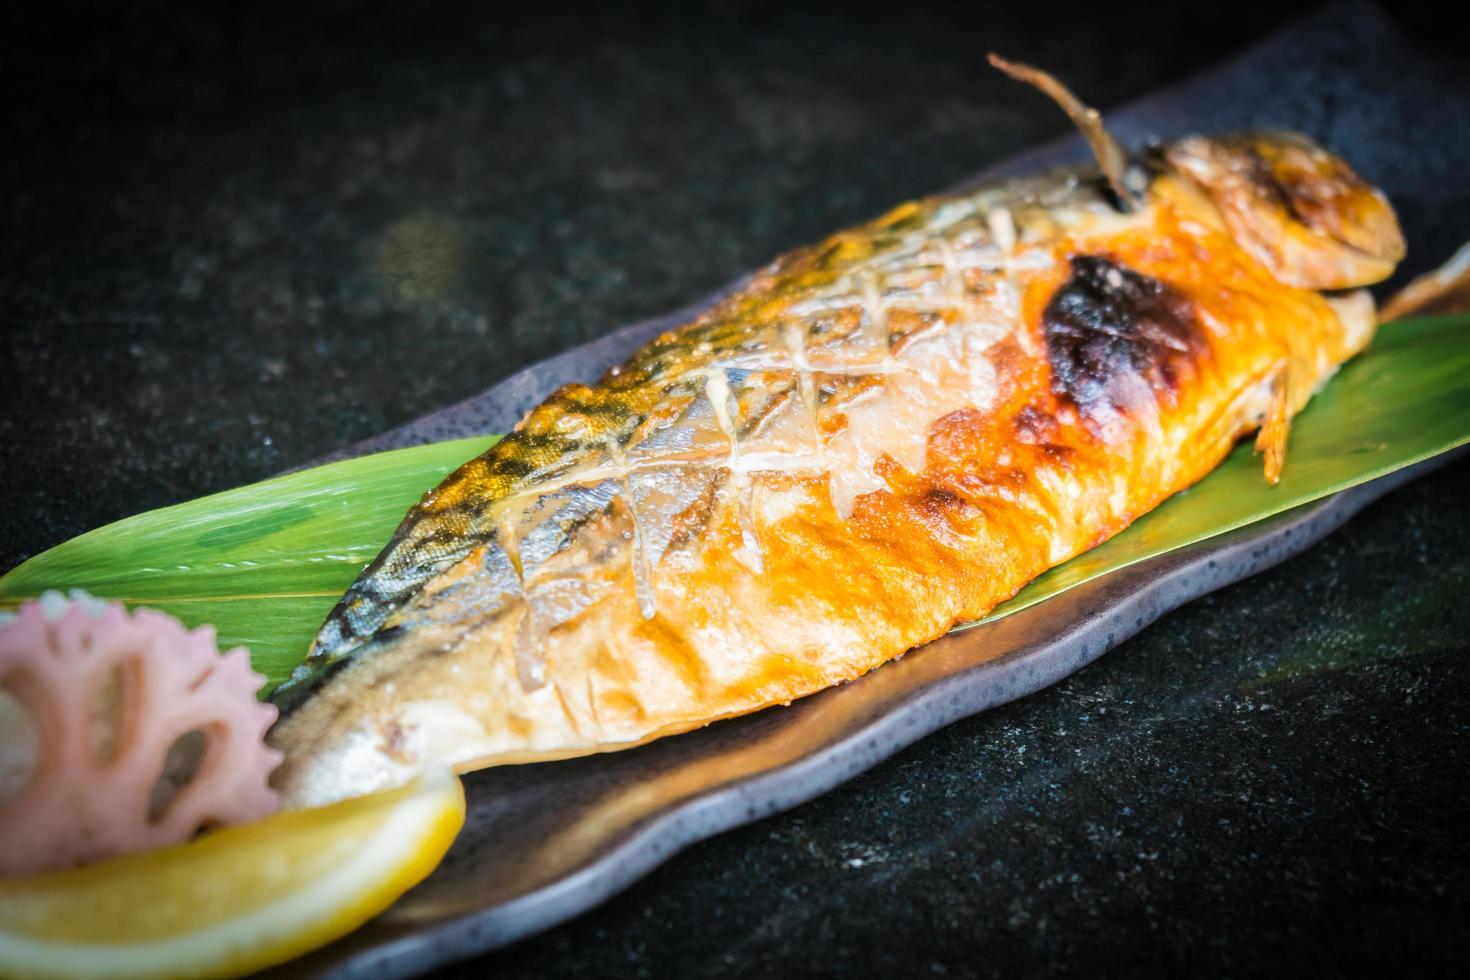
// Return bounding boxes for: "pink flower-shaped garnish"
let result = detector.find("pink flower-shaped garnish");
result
[0,595,281,876]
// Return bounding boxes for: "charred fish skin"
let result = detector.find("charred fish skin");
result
[286,176,1097,693]
[268,63,1401,808]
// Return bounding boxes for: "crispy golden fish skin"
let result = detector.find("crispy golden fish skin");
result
[268,64,1401,808]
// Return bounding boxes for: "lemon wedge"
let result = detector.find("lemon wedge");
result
[0,769,465,980]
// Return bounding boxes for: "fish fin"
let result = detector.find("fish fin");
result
[987,54,1144,211]
[1254,362,1291,485]
[1379,240,1470,322]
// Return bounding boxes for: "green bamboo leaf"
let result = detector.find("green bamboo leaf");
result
[0,436,498,686]
[2,316,1467,692]
[974,314,1470,625]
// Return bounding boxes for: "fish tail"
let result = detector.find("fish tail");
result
[1379,240,1470,322]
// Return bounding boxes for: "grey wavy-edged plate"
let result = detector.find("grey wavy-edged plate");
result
[280,4,1470,977]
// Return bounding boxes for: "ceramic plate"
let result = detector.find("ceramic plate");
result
[277,5,1470,975]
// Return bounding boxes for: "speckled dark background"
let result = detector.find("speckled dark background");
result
[2,1,1467,977]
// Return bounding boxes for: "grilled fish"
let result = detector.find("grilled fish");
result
[268,59,1405,807]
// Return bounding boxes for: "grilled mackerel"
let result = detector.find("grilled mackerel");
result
[268,60,1404,806]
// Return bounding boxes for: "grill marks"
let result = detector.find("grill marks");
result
[300,384,642,678]
[292,192,1056,701]
[1041,256,1205,437]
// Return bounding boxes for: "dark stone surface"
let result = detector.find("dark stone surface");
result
[10,0,1460,570]
[477,464,1470,978]
[2,1,1467,976]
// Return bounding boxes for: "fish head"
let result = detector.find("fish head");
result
[1164,132,1405,290]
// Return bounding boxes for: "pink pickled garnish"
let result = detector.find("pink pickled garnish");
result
[0,596,281,876]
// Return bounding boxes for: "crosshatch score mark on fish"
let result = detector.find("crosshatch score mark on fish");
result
[266,56,1416,808]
